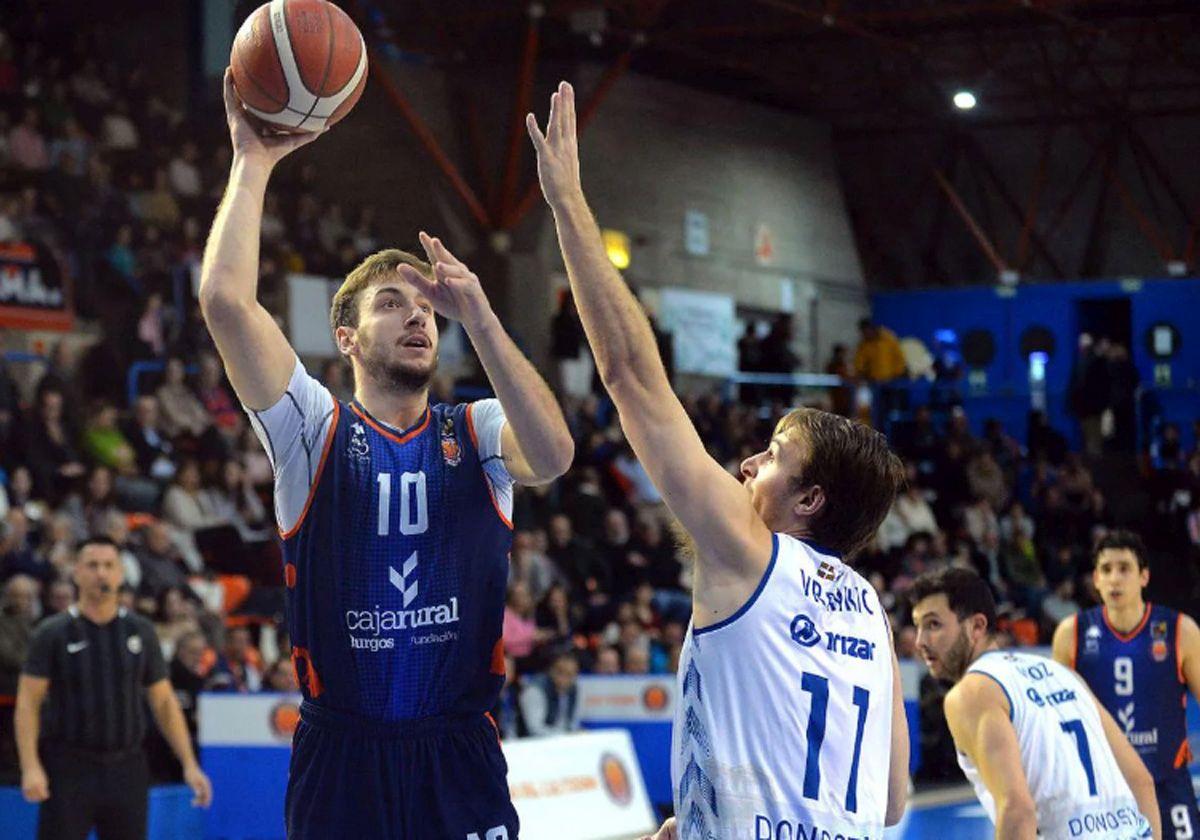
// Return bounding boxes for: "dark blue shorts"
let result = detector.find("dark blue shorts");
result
[286,702,519,840]
[1156,769,1200,840]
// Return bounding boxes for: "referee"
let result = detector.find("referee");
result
[14,536,213,839]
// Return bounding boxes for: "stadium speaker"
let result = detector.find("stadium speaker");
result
[961,329,996,368]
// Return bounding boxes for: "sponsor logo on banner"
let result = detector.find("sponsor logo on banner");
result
[600,753,632,805]
[642,685,669,712]
[270,701,301,737]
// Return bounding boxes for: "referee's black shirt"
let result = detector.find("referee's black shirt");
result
[22,606,167,752]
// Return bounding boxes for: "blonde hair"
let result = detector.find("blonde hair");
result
[329,248,432,333]
[774,407,905,558]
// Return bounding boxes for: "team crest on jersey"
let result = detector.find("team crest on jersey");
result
[440,418,461,466]
[1084,624,1102,655]
[1152,640,1169,662]
[816,561,839,582]
[1152,620,1168,640]
[348,422,370,461]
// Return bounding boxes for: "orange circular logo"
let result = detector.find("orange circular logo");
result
[269,701,301,738]
[600,752,632,805]
[642,685,669,711]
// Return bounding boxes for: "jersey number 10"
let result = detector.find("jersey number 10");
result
[377,472,429,536]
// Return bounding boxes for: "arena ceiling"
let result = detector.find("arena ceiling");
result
[363,0,1200,132]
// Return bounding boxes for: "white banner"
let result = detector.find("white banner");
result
[658,287,737,377]
[505,730,657,840]
[577,675,675,723]
[198,692,302,746]
[287,273,339,357]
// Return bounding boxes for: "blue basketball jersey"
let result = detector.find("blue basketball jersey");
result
[1074,603,1190,780]
[282,398,512,721]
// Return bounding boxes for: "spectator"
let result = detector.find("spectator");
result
[106,222,139,288]
[135,521,195,597]
[137,292,168,357]
[81,401,138,475]
[508,530,559,604]
[853,318,906,383]
[1,510,53,585]
[264,659,299,692]
[132,167,181,230]
[23,387,86,504]
[502,581,539,664]
[155,357,212,441]
[534,584,576,651]
[196,352,242,445]
[61,465,121,541]
[207,626,263,693]
[824,343,854,417]
[121,395,176,482]
[545,513,604,602]
[154,587,201,661]
[7,106,49,171]
[518,652,580,737]
[0,574,39,784]
[100,97,139,150]
[48,117,91,176]
[551,292,592,400]
[318,358,354,404]
[592,645,621,675]
[167,140,202,199]
[44,580,74,617]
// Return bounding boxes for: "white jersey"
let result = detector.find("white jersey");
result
[672,534,894,840]
[958,650,1153,840]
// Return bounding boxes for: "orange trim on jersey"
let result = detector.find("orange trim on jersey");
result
[465,402,481,449]
[1177,612,1186,684]
[490,637,506,676]
[466,403,513,531]
[280,400,341,540]
[292,646,323,699]
[350,402,430,445]
[1102,602,1151,643]
[1175,737,1193,770]
[485,711,502,745]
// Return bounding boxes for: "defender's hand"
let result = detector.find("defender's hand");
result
[526,81,582,208]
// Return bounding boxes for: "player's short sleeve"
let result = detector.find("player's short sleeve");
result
[468,398,514,519]
[243,357,336,534]
[22,619,60,678]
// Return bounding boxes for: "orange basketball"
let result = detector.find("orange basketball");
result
[230,0,367,133]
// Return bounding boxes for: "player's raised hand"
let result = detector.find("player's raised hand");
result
[222,68,323,168]
[526,81,582,208]
[399,232,492,329]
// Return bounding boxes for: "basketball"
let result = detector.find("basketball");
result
[230,0,367,133]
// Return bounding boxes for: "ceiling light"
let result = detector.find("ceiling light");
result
[953,90,977,111]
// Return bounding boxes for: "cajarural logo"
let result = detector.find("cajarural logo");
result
[346,552,460,651]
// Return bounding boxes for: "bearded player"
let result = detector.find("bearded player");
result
[200,69,573,839]
[914,566,1159,840]
[1054,531,1200,840]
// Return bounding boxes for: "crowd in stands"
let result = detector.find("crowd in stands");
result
[3,10,1200,795]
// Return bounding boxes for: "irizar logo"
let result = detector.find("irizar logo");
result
[790,614,821,647]
[345,551,461,651]
[390,551,419,607]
